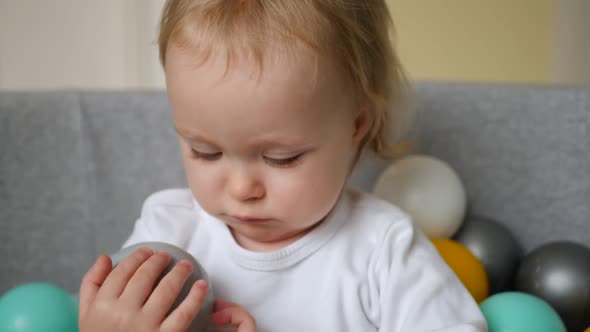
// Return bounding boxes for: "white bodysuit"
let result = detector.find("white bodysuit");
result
[124,187,487,332]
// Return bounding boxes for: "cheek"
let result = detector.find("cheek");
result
[182,159,220,210]
[180,142,217,197]
[269,152,349,221]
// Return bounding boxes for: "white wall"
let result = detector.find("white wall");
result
[0,0,166,90]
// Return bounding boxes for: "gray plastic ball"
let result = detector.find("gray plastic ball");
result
[515,241,590,332]
[453,215,523,294]
[111,242,214,332]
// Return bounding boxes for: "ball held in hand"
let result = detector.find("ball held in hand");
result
[111,242,215,332]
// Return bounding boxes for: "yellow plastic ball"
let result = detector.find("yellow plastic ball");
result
[432,238,490,303]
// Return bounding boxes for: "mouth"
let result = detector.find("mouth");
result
[229,215,272,224]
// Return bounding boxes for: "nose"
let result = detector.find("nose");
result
[226,168,265,202]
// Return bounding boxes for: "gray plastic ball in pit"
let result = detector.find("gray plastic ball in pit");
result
[453,215,523,294]
[110,242,214,332]
[515,241,590,332]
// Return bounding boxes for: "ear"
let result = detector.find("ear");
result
[351,106,371,149]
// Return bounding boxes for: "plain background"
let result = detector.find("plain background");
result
[0,0,589,90]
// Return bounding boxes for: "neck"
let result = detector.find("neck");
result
[230,221,323,252]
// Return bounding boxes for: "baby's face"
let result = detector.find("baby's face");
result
[165,44,366,251]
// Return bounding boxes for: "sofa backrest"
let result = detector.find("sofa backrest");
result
[1,82,589,293]
[351,82,589,251]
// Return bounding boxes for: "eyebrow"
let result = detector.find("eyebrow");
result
[175,127,215,144]
[174,126,312,149]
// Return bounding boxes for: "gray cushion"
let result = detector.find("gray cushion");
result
[351,82,590,252]
[0,93,95,292]
[79,92,186,255]
[1,83,589,293]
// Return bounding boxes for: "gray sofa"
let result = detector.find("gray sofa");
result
[1,82,589,294]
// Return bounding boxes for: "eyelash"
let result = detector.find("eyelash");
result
[190,150,222,161]
[190,149,303,167]
[264,154,302,167]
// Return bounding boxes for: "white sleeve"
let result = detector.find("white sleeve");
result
[371,220,488,331]
[122,215,152,248]
[122,189,198,249]
[122,195,165,248]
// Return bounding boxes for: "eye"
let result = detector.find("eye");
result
[264,153,303,167]
[190,149,222,161]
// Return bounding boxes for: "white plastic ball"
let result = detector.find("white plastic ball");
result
[373,155,467,238]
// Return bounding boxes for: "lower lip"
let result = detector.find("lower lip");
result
[231,216,271,223]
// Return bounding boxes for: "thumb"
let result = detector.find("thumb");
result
[78,255,112,317]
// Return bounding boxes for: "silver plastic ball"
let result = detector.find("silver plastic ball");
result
[454,215,523,294]
[111,242,214,332]
[515,241,590,332]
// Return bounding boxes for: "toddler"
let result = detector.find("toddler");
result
[79,0,487,331]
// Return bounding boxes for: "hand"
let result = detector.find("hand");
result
[79,247,209,332]
[211,300,257,332]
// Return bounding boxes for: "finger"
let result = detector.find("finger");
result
[98,247,154,299]
[211,306,256,332]
[119,251,172,306]
[160,279,209,332]
[78,255,112,317]
[214,300,239,311]
[143,259,193,320]
[212,323,239,332]
[144,260,193,323]
[213,328,238,332]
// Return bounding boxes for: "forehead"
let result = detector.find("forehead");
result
[165,41,326,96]
[164,43,354,130]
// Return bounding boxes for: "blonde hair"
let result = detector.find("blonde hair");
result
[158,0,415,160]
